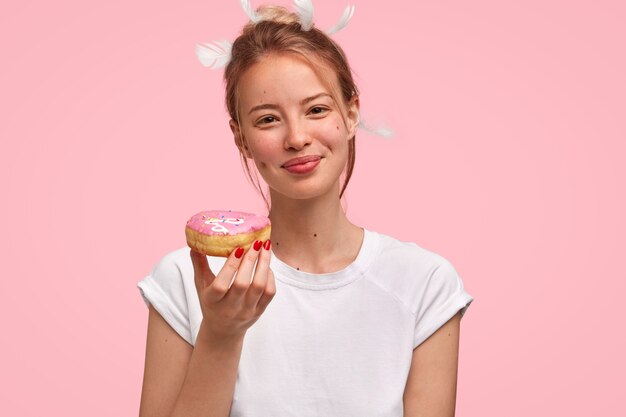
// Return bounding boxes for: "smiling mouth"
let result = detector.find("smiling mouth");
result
[281,156,322,174]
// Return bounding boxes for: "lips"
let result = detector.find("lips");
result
[281,155,322,174]
[282,155,321,168]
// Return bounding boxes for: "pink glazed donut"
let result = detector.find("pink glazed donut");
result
[185,210,271,257]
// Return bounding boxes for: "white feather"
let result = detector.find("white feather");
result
[325,5,355,35]
[195,40,233,69]
[294,0,314,30]
[358,119,394,138]
[240,0,261,23]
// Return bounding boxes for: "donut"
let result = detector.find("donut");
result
[185,210,271,257]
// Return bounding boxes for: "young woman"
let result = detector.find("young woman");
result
[138,3,474,417]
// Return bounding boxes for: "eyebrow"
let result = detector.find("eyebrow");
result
[247,92,332,115]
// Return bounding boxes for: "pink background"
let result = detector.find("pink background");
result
[1,0,624,415]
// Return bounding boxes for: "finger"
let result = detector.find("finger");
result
[243,240,271,310]
[256,268,276,314]
[207,247,245,303]
[190,249,216,293]
[225,240,263,301]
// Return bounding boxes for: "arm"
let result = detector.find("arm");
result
[139,242,275,417]
[138,305,192,417]
[138,306,244,417]
[403,312,462,417]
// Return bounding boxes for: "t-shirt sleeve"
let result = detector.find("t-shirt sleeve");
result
[413,259,474,349]
[137,250,195,345]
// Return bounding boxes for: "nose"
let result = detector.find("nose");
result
[283,119,312,151]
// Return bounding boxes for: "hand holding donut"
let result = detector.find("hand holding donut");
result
[189,240,275,342]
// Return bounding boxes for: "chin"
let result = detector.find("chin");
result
[260,164,345,201]
[269,180,340,202]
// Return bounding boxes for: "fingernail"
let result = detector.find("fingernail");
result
[264,240,271,250]
[254,240,263,251]
[235,247,244,258]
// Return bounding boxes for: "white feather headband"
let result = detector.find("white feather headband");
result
[196,0,354,69]
[196,0,392,138]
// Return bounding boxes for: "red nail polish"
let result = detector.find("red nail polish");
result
[235,247,244,258]
[264,240,271,250]
[254,240,263,251]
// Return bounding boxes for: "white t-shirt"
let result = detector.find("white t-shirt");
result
[138,229,474,417]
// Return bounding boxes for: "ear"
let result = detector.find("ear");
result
[230,119,253,158]
[346,95,360,139]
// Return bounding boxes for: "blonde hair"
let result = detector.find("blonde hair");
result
[224,5,359,206]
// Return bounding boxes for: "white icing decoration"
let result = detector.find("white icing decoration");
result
[204,217,244,233]
[210,224,228,233]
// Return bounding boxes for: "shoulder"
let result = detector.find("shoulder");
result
[368,229,453,276]
[148,247,191,278]
[365,229,468,310]
[144,247,227,286]
[137,247,227,345]
[366,230,474,347]
[139,246,229,302]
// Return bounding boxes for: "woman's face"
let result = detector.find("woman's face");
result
[231,54,359,201]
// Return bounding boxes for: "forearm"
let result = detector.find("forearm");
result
[170,324,244,417]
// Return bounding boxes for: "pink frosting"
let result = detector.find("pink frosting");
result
[186,210,270,236]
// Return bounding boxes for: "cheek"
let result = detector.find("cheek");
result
[249,146,271,164]
[247,138,280,166]
[322,116,349,146]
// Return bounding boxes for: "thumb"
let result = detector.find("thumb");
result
[190,249,216,294]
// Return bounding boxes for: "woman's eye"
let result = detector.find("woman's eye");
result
[309,107,328,115]
[258,116,277,125]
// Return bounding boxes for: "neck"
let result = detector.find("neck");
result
[267,187,362,274]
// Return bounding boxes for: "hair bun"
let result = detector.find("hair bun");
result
[256,5,300,25]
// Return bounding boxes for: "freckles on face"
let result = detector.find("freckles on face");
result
[233,54,354,199]
[238,54,350,139]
